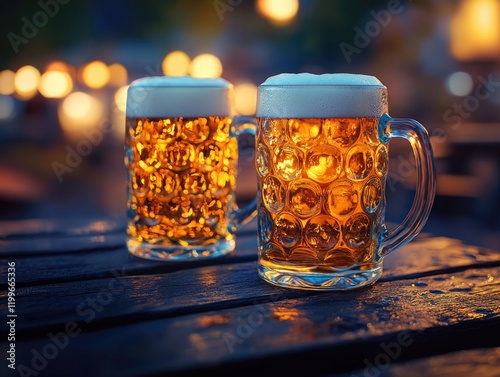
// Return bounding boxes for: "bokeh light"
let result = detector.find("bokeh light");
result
[14,65,40,99]
[450,0,500,60]
[234,82,258,115]
[445,72,473,97]
[162,51,190,76]
[108,63,128,86]
[256,0,299,25]
[45,61,73,74]
[81,61,110,89]
[62,92,92,118]
[0,70,16,95]
[39,71,73,98]
[189,54,223,78]
[111,108,126,141]
[0,96,16,120]
[114,85,128,112]
[58,91,105,140]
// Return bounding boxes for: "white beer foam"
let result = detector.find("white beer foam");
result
[126,76,233,117]
[257,73,388,118]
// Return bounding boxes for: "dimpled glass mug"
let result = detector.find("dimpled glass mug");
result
[255,73,436,290]
[125,76,256,261]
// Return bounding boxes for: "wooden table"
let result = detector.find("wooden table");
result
[1,218,499,377]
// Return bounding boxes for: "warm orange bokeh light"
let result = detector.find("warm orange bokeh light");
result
[81,61,110,89]
[14,65,40,100]
[0,70,15,95]
[450,0,500,61]
[108,63,128,86]
[62,92,92,119]
[45,61,73,74]
[189,54,223,78]
[39,71,73,98]
[114,85,128,112]
[162,51,190,76]
[256,0,299,25]
[58,91,105,140]
[234,82,258,115]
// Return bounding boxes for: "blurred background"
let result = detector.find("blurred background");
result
[0,0,499,247]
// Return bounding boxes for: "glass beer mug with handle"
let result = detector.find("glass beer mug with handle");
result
[125,76,257,261]
[255,73,436,290]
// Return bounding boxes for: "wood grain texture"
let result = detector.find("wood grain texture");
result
[3,235,500,333]
[0,218,256,255]
[337,347,500,377]
[0,236,258,288]
[4,267,499,377]
[0,218,125,239]
[2,218,499,377]
[0,233,125,255]
[1,234,498,288]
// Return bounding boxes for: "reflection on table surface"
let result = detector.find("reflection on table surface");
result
[0,217,499,377]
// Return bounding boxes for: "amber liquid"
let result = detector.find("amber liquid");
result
[125,116,238,249]
[256,117,389,272]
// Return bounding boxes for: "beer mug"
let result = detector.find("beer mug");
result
[125,76,256,261]
[256,73,436,290]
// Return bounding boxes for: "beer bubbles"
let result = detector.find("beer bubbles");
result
[124,77,242,260]
[256,73,388,274]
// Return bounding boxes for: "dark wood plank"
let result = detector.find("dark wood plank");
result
[0,236,258,288]
[4,267,499,377]
[0,218,125,239]
[382,235,500,280]
[336,347,500,377]
[0,218,256,255]
[2,243,499,335]
[0,233,125,255]
[3,261,303,333]
[1,235,498,288]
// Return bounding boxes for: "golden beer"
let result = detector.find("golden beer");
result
[256,73,435,290]
[125,76,256,261]
[257,116,388,272]
[126,116,238,257]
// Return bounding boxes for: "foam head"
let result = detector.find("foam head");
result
[256,73,388,118]
[126,76,233,118]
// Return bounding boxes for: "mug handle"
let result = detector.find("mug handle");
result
[379,113,436,256]
[227,116,258,232]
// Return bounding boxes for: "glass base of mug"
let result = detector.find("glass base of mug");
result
[127,237,235,262]
[258,263,383,291]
